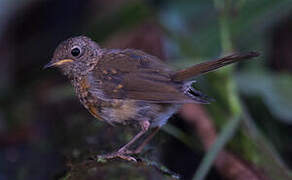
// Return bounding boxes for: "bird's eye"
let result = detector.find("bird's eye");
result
[71,46,81,57]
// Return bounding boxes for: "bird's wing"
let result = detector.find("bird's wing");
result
[87,49,207,103]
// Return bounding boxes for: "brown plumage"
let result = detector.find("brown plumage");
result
[44,36,259,160]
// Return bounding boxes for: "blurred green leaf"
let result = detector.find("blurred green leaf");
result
[236,71,292,123]
[241,105,292,180]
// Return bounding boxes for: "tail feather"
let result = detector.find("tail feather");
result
[172,51,260,81]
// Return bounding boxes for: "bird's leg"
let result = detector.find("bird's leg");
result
[118,120,150,153]
[132,127,160,154]
[97,120,150,162]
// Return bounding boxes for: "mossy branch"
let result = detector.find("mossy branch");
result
[61,155,180,180]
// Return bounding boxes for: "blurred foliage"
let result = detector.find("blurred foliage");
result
[237,71,292,123]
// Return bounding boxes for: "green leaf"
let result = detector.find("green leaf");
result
[236,71,292,123]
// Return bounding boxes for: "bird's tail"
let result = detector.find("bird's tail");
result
[172,51,260,81]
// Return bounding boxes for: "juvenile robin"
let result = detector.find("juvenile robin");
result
[44,36,259,161]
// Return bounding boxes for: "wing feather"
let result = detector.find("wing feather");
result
[87,49,207,103]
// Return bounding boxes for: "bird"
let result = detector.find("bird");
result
[44,36,259,161]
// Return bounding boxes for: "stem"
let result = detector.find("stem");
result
[193,116,241,180]
[215,0,233,54]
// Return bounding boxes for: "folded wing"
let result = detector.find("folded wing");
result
[87,49,209,103]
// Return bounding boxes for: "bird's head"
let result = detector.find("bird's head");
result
[44,36,101,78]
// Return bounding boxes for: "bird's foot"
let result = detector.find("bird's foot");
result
[96,149,137,162]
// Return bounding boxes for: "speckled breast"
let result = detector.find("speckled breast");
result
[71,76,105,121]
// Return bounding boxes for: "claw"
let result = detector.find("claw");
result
[117,154,137,162]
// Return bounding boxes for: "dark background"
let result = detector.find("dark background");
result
[0,0,292,180]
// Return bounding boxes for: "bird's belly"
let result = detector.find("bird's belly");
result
[83,97,180,127]
[99,100,141,125]
[101,101,181,128]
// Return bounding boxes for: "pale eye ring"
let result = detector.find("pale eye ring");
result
[71,46,82,57]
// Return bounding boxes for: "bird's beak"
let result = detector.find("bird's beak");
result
[43,59,74,69]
